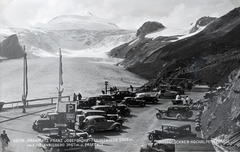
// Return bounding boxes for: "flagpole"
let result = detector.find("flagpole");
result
[22,45,26,113]
[56,48,63,113]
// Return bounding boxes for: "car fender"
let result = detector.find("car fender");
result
[109,122,121,130]
[176,113,184,119]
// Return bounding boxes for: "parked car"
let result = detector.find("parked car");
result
[37,127,95,152]
[76,97,100,109]
[135,93,159,104]
[81,115,122,134]
[112,91,136,102]
[140,138,175,152]
[76,95,116,109]
[157,89,178,99]
[75,109,123,130]
[120,97,146,107]
[170,85,185,94]
[32,118,56,132]
[147,124,197,142]
[90,105,119,114]
[155,105,193,121]
[115,104,131,116]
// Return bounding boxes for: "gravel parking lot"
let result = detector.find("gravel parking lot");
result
[0,91,205,152]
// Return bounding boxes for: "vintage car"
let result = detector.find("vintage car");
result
[32,118,57,132]
[81,115,122,134]
[90,104,131,116]
[170,85,185,94]
[157,89,178,99]
[77,95,116,109]
[90,105,120,114]
[147,124,197,142]
[120,97,146,107]
[140,138,175,152]
[115,104,131,116]
[155,105,193,121]
[75,109,123,127]
[112,91,136,102]
[135,93,159,104]
[37,128,95,152]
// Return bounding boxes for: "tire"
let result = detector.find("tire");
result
[156,113,162,119]
[148,134,155,142]
[32,125,36,131]
[88,127,96,134]
[152,99,157,104]
[140,103,145,107]
[114,125,121,132]
[124,110,130,116]
[38,126,43,132]
[177,115,183,121]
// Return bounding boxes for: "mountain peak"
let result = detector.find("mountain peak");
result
[33,14,119,31]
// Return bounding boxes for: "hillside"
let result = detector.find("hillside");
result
[111,7,240,88]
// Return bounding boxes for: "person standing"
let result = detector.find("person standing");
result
[73,93,77,101]
[78,93,82,100]
[175,94,181,100]
[130,85,133,92]
[1,130,10,152]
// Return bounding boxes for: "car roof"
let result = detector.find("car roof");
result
[91,105,110,108]
[161,124,191,128]
[86,115,106,119]
[168,105,189,108]
[77,109,106,113]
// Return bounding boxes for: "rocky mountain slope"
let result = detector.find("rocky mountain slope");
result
[110,7,240,88]
[0,34,24,59]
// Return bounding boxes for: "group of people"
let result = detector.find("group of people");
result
[175,94,192,105]
[1,130,10,152]
[73,93,82,101]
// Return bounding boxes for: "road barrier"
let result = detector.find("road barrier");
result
[2,96,70,109]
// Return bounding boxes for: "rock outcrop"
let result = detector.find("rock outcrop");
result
[189,16,217,33]
[0,34,24,59]
[136,21,165,37]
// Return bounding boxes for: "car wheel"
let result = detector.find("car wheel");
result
[148,134,155,142]
[124,110,130,116]
[88,127,96,134]
[32,125,36,131]
[153,99,158,104]
[177,115,183,121]
[114,125,121,132]
[156,113,162,119]
[38,126,43,132]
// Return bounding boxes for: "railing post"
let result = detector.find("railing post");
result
[51,98,53,104]
[68,96,70,101]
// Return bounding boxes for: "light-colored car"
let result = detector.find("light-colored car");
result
[81,115,122,134]
[140,138,175,152]
[157,90,178,99]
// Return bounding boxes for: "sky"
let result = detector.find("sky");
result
[0,0,240,30]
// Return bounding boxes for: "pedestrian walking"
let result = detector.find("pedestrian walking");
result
[78,93,82,100]
[1,130,10,152]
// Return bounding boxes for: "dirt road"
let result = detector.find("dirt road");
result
[0,92,205,152]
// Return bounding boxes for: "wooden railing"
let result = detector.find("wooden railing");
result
[3,96,71,109]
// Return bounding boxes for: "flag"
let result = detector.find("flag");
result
[59,49,63,86]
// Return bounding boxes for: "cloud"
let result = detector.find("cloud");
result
[1,0,236,30]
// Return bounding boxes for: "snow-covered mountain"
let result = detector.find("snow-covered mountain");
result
[0,13,135,58]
